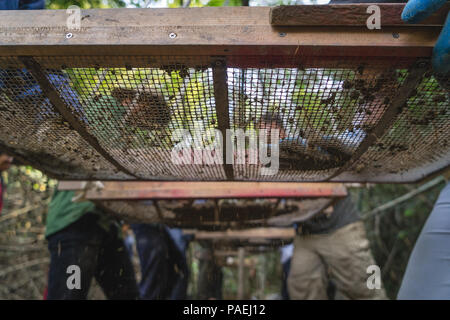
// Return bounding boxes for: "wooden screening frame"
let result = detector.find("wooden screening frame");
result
[0,4,448,184]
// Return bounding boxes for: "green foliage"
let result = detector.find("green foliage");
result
[47,0,126,9]
[205,0,225,6]
[206,0,244,6]
[3,166,57,197]
[403,207,414,218]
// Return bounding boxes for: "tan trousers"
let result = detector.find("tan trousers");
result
[287,221,387,300]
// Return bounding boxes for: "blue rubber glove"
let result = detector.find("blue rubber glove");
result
[402,0,449,75]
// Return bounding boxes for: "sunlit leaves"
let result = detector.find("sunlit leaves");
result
[47,0,126,9]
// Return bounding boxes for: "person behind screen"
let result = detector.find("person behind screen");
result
[258,113,386,299]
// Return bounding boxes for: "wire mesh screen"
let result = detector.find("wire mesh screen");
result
[38,56,226,180]
[0,55,448,182]
[336,74,450,182]
[0,57,132,180]
[97,198,332,230]
[229,61,403,181]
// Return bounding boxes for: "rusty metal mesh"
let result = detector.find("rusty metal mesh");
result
[336,74,449,182]
[0,57,132,180]
[97,198,332,230]
[0,55,448,182]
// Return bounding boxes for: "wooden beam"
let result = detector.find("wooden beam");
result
[270,3,449,26]
[237,247,245,300]
[192,228,296,240]
[0,6,443,58]
[58,181,348,200]
[212,59,234,180]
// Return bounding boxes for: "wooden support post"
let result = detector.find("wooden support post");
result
[213,199,220,223]
[153,200,164,220]
[259,254,266,299]
[237,247,245,300]
[212,59,234,180]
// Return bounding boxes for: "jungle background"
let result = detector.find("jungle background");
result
[0,0,447,300]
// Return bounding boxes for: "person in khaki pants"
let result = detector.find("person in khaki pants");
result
[287,196,387,300]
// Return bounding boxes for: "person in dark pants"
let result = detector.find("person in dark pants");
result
[132,222,191,300]
[45,189,139,300]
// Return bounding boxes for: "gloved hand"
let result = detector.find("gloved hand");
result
[402,0,449,76]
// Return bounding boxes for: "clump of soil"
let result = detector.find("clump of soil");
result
[278,143,351,171]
